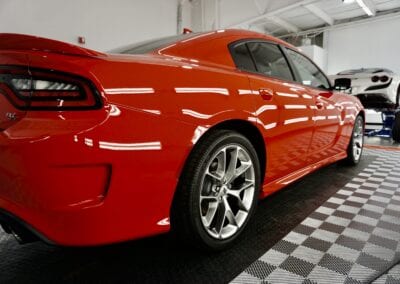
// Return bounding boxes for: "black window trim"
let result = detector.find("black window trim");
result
[228,38,298,84]
[282,46,333,91]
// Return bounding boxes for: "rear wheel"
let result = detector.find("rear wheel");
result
[344,115,364,165]
[171,130,261,251]
[393,112,400,143]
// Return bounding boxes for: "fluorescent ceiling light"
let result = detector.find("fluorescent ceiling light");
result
[356,0,374,16]
[343,0,355,4]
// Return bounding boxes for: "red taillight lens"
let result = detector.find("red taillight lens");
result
[380,75,389,82]
[0,66,102,110]
[371,76,379,82]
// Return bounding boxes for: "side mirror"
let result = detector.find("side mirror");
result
[334,78,351,91]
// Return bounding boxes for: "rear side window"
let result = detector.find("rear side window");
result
[247,42,294,81]
[285,48,330,90]
[231,43,257,72]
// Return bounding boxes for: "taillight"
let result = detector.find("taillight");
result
[380,75,389,83]
[371,75,390,83]
[0,66,102,110]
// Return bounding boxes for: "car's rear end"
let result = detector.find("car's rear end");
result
[0,34,191,246]
[0,35,117,244]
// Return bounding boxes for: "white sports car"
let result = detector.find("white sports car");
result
[330,68,400,142]
[330,68,400,111]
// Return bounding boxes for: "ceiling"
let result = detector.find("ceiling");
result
[231,0,400,36]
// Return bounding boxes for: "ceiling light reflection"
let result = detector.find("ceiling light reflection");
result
[253,105,278,115]
[191,125,209,144]
[175,87,229,96]
[284,117,309,125]
[182,109,213,119]
[276,92,299,98]
[284,104,307,109]
[238,89,258,95]
[109,104,121,117]
[99,141,162,151]
[105,88,155,95]
[142,109,161,115]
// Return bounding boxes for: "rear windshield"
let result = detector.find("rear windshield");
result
[337,68,393,75]
[108,33,199,54]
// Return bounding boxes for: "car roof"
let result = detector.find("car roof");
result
[159,29,296,68]
[110,29,297,69]
[111,29,293,54]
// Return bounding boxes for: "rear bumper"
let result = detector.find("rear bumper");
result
[0,112,185,246]
[0,132,174,246]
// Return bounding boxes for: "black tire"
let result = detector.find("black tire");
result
[344,115,364,165]
[170,130,261,251]
[393,111,400,143]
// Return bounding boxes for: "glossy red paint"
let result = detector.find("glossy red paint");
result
[0,30,363,246]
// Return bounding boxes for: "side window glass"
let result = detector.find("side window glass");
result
[231,43,257,72]
[247,42,294,81]
[285,48,330,90]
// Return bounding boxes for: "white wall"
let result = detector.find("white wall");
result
[0,0,188,52]
[325,16,400,75]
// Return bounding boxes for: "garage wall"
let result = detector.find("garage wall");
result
[0,0,189,52]
[325,16,400,75]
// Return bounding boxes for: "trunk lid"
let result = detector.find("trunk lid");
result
[0,33,105,57]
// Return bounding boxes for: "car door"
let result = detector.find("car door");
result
[230,41,314,187]
[284,47,343,162]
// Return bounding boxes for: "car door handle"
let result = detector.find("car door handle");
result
[259,88,274,100]
[316,102,324,110]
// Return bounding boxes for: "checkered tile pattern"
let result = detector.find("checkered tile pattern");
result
[232,148,400,284]
[372,263,400,283]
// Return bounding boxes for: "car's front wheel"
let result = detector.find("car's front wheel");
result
[171,130,261,251]
[344,115,364,165]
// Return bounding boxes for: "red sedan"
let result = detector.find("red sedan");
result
[0,30,364,250]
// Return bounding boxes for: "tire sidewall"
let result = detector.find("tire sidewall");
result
[348,115,364,164]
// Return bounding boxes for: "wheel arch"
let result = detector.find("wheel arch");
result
[179,119,267,187]
[208,120,267,184]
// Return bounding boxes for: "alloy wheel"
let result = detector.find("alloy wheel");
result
[352,117,364,161]
[199,144,255,240]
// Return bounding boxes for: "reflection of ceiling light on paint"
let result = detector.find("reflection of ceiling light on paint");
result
[343,0,355,4]
[356,0,374,16]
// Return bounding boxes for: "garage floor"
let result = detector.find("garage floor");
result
[233,147,400,283]
[0,138,399,283]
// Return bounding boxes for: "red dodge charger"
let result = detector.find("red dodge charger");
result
[0,29,364,250]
